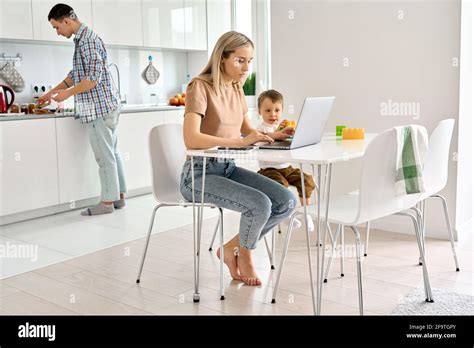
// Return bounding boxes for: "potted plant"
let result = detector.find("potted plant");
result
[242,72,256,108]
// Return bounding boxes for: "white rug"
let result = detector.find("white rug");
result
[391,288,474,315]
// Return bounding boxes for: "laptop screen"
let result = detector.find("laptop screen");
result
[289,96,335,149]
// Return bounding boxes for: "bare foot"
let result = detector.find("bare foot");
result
[237,249,262,286]
[217,246,241,281]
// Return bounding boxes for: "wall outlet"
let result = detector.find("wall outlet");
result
[31,84,53,98]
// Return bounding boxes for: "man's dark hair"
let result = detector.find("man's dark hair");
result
[48,3,76,21]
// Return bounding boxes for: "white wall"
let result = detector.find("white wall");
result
[271,0,463,239]
[456,0,473,237]
[0,40,188,105]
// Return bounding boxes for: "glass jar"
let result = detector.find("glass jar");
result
[28,103,37,114]
[21,103,29,114]
[9,103,20,113]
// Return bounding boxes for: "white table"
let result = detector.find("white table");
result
[186,133,377,315]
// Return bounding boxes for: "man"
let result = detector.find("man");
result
[38,3,126,216]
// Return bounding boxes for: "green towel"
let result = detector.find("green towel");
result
[395,125,428,195]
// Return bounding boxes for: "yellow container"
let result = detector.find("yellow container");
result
[342,127,365,140]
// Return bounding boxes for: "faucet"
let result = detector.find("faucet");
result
[108,62,125,104]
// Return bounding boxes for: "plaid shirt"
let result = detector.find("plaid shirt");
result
[68,24,119,123]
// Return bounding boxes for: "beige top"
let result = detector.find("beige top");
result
[184,77,248,138]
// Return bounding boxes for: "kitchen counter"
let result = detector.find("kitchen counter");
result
[0,104,185,122]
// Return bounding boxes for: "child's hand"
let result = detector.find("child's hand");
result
[281,127,295,136]
[272,131,292,141]
[277,119,289,131]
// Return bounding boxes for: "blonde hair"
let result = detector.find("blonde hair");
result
[194,31,254,94]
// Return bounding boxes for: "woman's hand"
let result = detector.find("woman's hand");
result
[241,131,274,146]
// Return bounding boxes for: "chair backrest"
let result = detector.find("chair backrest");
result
[423,119,455,194]
[148,123,186,203]
[355,127,422,224]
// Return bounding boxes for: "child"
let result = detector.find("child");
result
[256,89,316,231]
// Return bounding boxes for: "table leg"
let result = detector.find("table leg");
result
[299,163,317,315]
[318,163,332,313]
[191,156,199,302]
[316,165,322,314]
[191,156,206,303]
[197,157,206,295]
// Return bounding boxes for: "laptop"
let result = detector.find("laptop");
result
[258,96,335,150]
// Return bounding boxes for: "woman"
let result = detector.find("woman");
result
[180,31,297,286]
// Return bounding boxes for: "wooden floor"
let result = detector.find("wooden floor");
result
[0,211,472,315]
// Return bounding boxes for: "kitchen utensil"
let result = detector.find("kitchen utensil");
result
[0,84,14,113]
[142,55,160,85]
[0,62,25,92]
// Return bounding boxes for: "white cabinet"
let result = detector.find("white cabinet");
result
[0,110,184,219]
[184,0,207,50]
[32,0,93,42]
[0,119,59,216]
[162,108,184,124]
[55,118,101,204]
[142,0,206,50]
[142,0,185,49]
[92,0,143,46]
[117,112,163,191]
[0,0,34,40]
[206,0,230,55]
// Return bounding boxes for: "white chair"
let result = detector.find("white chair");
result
[325,119,459,281]
[136,123,225,302]
[417,119,459,271]
[272,127,434,315]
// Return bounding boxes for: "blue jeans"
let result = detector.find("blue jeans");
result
[86,109,127,201]
[180,158,297,250]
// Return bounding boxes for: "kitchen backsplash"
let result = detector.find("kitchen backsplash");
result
[0,40,205,107]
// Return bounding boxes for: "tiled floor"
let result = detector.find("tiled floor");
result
[0,194,472,315]
[0,194,218,279]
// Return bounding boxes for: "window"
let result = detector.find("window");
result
[232,0,271,102]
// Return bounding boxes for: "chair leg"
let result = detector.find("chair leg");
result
[432,194,460,271]
[327,222,335,246]
[411,203,425,266]
[208,213,221,251]
[364,221,370,257]
[272,227,276,269]
[136,205,161,283]
[323,224,341,283]
[410,208,434,302]
[349,225,364,315]
[272,214,298,303]
[419,201,426,265]
[263,232,275,270]
[340,224,345,277]
[218,208,225,300]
